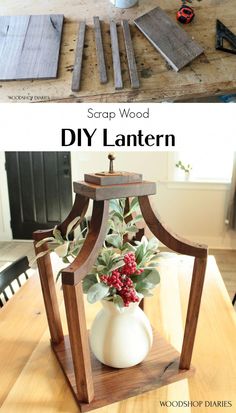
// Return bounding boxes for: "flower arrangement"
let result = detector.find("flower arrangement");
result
[34,198,160,310]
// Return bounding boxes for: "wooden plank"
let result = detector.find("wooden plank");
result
[63,283,94,403]
[84,172,142,186]
[134,7,203,72]
[122,20,140,89]
[33,234,63,345]
[52,332,194,412]
[110,20,123,90]
[179,256,207,369]
[93,16,107,84]
[73,181,156,201]
[71,21,86,92]
[0,15,64,80]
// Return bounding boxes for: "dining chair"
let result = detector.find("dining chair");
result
[0,256,30,307]
[233,293,236,307]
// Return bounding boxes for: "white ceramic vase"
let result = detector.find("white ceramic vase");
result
[110,0,138,9]
[89,299,153,368]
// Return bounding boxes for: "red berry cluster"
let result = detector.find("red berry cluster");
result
[100,270,123,290]
[122,252,137,275]
[100,252,144,307]
[119,277,139,306]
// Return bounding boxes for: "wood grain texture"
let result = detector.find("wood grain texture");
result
[122,20,140,89]
[110,21,123,90]
[84,172,142,186]
[179,256,207,369]
[0,14,64,80]
[33,236,63,344]
[73,181,156,200]
[52,332,194,412]
[62,200,109,285]
[93,16,107,84]
[71,21,86,92]
[0,274,46,407]
[2,0,236,102]
[63,283,94,403]
[134,7,203,72]
[1,256,236,412]
[138,196,208,258]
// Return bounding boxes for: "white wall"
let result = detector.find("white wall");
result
[0,152,12,240]
[0,151,235,249]
[71,152,236,249]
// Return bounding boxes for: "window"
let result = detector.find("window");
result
[169,151,234,183]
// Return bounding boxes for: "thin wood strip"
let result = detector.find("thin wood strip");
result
[110,20,123,90]
[71,21,86,92]
[63,282,94,403]
[33,238,63,345]
[179,256,207,369]
[93,16,107,84]
[122,20,139,89]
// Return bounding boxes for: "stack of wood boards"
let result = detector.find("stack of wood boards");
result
[134,7,203,71]
[0,14,64,80]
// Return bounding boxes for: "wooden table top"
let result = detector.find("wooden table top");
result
[0,254,236,412]
[1,0,236,102]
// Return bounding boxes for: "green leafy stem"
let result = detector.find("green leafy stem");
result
[33,198,161,310]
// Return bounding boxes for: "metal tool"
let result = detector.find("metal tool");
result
[216,19,236,55]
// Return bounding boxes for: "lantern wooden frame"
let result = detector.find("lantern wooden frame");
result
[33,171,207,412]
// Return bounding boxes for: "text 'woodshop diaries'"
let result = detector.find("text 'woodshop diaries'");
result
[61,129,175,148]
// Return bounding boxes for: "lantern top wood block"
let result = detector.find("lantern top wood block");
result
[33,154,207,412]
[75,155,156,199]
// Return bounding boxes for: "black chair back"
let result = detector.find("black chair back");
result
[0,256,30,307]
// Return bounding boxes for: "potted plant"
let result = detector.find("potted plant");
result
[175,160,192,180]
[34,198,160,369]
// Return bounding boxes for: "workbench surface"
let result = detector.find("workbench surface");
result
[1,0,236,102]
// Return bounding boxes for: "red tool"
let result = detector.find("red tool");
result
[177,4,195,24]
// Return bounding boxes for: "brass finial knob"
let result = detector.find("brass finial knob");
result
[108,153,115,173]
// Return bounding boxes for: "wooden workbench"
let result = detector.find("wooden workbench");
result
[0,254,236,412]
[1,0,236,102]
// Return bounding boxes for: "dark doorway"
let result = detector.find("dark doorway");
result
[5,152,72,239]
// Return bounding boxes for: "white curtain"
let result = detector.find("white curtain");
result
[226,152,236,230]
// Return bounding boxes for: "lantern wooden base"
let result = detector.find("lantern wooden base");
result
[52,331,195,412]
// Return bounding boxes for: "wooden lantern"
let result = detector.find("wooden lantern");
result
[33,155,208,412]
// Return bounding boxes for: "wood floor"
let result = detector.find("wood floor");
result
[0,241,235,301]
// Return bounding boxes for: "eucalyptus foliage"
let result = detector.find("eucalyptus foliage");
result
[34,197,160,309]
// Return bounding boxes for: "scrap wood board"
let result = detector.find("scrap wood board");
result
[134,7,203,72]
[0,14,64,80]
[71,21,86,92]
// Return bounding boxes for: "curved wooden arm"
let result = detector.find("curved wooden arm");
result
[32,194,89,345]
[138,196,207,258]
[62,200,109,285]
[33,194,89,241]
